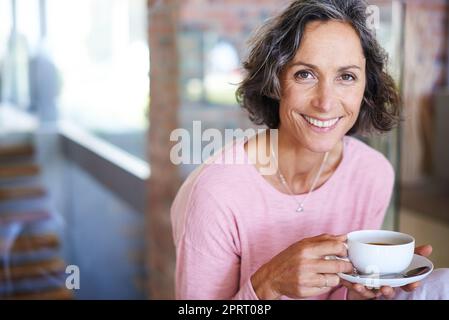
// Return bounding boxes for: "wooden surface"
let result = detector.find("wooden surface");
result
[0,234,60,254]
[0,187,46,201]
[0,210,51,225]
[401,179,449,225]
[3,287,73,300]
[0,164,40,178]
[0,141,72,299]
[0,258,65,281]
[0,145,34,160]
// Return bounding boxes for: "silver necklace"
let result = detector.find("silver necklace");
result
[271,146,329,213]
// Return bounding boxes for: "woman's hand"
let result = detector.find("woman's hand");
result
[342,280,395,300]
[250,233,353,300]
[400,245,432,293]
[343,244,433,300]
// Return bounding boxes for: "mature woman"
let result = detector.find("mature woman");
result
[171,0,449,300]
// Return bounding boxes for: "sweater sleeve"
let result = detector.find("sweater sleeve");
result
[175,186,258,299]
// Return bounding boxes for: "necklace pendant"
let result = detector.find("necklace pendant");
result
[296,204,304,213]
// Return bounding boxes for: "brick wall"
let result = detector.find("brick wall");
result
[147,0,180,299]
[179,0,290,56]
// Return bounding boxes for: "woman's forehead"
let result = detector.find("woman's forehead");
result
[293,20,365,67]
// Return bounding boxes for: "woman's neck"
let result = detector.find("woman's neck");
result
[273,126,343,194]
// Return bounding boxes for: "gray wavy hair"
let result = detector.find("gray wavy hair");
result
[236,0,400,135]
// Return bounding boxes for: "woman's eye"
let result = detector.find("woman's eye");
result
[340,74,355,81]
[295,70,314,80]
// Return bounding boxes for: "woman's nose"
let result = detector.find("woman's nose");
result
[310,82,336,112]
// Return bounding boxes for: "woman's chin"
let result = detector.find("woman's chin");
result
[303,137,341,154]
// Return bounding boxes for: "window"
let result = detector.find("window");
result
[0,0,149,160]
[0,0,13,102]
[180,29,242,106]
[0,0,40,108]
[45,0,149,159]
[0,0,151,198]
[178,1,285,109]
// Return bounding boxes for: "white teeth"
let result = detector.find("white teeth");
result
[303,115,339,128]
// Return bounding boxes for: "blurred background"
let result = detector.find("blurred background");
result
[0,0,447,299]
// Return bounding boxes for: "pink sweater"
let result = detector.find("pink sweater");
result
[171,135,395,300]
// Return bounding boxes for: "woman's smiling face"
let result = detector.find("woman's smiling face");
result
[279,20,367,152]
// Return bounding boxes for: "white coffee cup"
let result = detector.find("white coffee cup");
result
[347,230,415,275]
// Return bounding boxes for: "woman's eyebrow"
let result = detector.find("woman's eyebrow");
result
[290,60,361,72]
[337,65,361,72]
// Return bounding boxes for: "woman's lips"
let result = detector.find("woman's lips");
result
[300,113,342,133]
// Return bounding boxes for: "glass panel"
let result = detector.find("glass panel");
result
[0,0,12,103]
[179,28,204,104]
[204,35,241,106]
[365,0,404,230]
[45,0,149,159]
[180,28,242,106]
[1,0,149,160]
[0,0,13,67]
[179,1,285,110]
[16,0,40,50]
[0,0,40,108]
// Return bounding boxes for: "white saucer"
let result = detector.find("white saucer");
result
[338,254,434,288]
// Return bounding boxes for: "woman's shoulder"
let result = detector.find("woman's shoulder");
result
[174,139,252,204]
[193,147,252,193]
[343,135,395,180]
[170,140,250,245]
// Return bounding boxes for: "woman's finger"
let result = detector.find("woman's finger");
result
[342,280,381,300]
[352,283,379,299]
[401,281,421,292]
[303,240,348,259]
[303,259,353,274]
[306,233,338,242]
[340,279,356,292]
[334,234,348,241]
[301,273,341,288]
[380,286,396,299]
[340,279,353,288]
[414,245,432,257]
[299,286,333,298]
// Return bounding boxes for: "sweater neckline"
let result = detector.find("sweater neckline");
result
[240,135,351,200]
